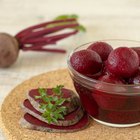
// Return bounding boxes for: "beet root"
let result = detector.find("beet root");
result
[107,47,139,78]
[87,41,113,61]
[19,113,89,133]
[70,49,102,75]
[131,47,140,66]
[0,33,19,67]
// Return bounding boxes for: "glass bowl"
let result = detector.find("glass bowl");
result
[67,39,140,127]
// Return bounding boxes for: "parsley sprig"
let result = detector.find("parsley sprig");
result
[35,85,68,124]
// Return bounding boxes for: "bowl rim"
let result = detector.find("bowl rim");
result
[67,39,140,88]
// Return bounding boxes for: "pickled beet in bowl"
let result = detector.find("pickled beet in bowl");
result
[67,40,140,127]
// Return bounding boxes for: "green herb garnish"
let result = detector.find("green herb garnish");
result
[52,85,64,96]
[35,85,68,124]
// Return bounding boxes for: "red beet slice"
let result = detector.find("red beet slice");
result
[70,49,102,75]
[22,99,84,126]
[19,113,89,133]
[107,47,139,78]
[87,41,113,61]
[28,88,80,114]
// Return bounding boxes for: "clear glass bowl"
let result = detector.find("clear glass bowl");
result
[67,39,140,127]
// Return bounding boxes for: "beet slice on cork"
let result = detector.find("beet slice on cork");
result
[22,99,84,126]
[19,113,89,133]
[27,88,80,114]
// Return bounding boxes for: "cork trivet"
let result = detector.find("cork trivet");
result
[1,69,140,140]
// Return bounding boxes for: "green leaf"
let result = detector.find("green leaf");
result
[52,96,58,102]
[53,111,64,120]
[47,103,53,110]
[57,114,64,120]
[35,85,70,124]
[56,106,67,114]
[43,97,51,103]
[55,14,78,20]
[51,117,58,123]
[49,15,86,33]
[38,88,47,97]
[56,98,65,106]
[39,104,47,110]
[42,110,50,117]
[52,85,64,95]
[46,117,52,124]
[74,25,86,32]
[48,96,54,102]
[60,106,67,112]
[57,85,64,89]
[35,96,41,99]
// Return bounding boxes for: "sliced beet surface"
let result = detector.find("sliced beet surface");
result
[29,88,74,101]
[23,99,41,115]
[22,99,84,126]
[20,113,89,133]
[28,88,80,114]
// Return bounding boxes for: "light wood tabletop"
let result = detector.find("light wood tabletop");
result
[1,0,140,139]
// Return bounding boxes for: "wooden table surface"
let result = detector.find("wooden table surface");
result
[1,0,140,139]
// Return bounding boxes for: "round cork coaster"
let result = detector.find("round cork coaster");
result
[1,69,140,140]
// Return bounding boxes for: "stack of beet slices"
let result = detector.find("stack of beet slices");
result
[19,88,89,133]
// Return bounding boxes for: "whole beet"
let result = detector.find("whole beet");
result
[128,69,140,84]
[131,47,140,65]
[87,42,113,61]
[70,49,102,75]
[107,47,139,78]
[0,33,19,67]
[98,74,124,84]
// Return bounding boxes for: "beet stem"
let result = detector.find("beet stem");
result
[23,47,66,53]
[20,23,79,42]
[15,18,77,39]
[15,18,80,53]
[20,41,56,50]
[23,30,78,44]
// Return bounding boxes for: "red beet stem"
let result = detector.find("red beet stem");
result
[46,30,78,42]
[23,30,78,44]
[19,30,78,52]
[22,41,55,50]
[20,23,79,42]
[15,18,80,53]
[23,47,66,53]
[15,18,77,39]
[21,37,55,44]
[20,41,56,50]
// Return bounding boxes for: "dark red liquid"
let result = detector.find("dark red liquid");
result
[73,80,140,124]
